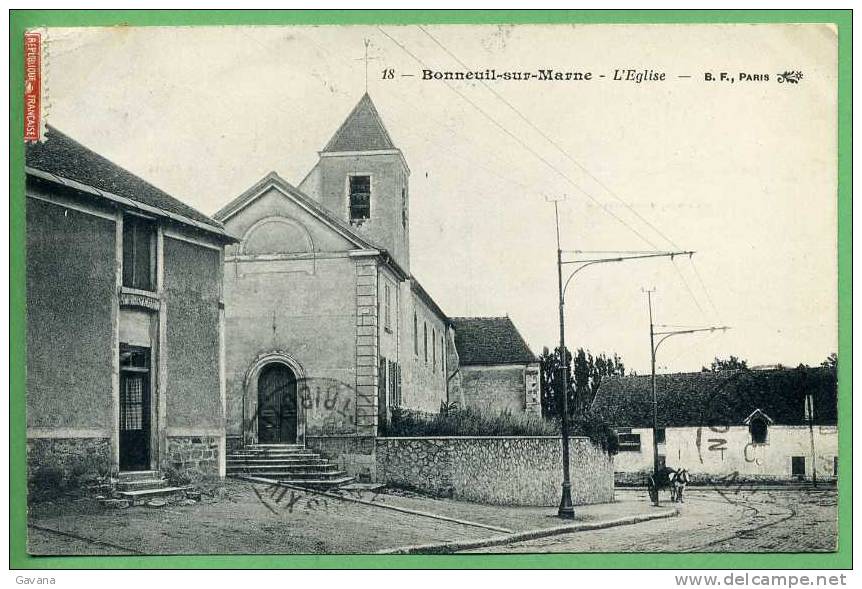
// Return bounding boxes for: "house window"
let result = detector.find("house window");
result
[618,432,641,452]
[122,214,155,291]
[749,417,769,444]
[423,322,428,363]
[349,175,371,221]
[413,312,418,356]
[384,283,392,332]
[432,329,437,371]
[791,456,806,478]
[655,428,666,444]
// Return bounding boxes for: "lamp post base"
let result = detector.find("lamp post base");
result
[558,484,575,519]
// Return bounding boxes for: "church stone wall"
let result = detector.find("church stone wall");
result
[405,289,449,413]
[376,436,614,506]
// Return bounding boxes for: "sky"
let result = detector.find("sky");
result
[40,24,838,375]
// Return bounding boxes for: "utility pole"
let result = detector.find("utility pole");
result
[549,197,693,519]
[645,290,730,477]
[807,392,818,488]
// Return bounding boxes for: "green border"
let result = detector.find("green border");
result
[9,9,852,570]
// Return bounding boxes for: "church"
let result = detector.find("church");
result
[215,94,540,480]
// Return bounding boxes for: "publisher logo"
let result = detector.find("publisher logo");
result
[24,32,41,142]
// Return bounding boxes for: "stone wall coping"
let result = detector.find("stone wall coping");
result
[378,435,592,441]
[307,434,375,439]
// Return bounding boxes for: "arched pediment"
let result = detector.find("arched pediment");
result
[241,216,313,255]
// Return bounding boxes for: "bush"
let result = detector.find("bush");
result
[382,406,559,437]
[381,405,619,455]
[572,413,619,455]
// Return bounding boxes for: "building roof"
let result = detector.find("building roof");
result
[26,126,230,238]
[322,93,396,153]
[590,367,838,428]
[450,316,538,366]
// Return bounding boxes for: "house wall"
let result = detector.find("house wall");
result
[162,236,225,478]
[613,425,840,484]
[26,191,116,483]
[460,364,528,414]
[376,436,614,506]
[26,182,229,485]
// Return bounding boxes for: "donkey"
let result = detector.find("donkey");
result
[670,468,690,503]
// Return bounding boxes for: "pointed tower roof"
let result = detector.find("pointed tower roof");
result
[322,93,396,153]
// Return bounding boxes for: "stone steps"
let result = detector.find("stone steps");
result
[227,444,353,490]
[117,486,191,505]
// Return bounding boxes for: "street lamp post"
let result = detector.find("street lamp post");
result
[644,289,729,477]
[551,200,694,519]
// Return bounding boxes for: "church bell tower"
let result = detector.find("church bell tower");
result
[299,93,411,272]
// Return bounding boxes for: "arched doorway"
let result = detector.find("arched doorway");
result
[257,363,298,443]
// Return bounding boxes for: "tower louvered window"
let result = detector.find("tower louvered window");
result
[349,175,371,221]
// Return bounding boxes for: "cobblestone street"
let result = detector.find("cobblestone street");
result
[462,488,838,553]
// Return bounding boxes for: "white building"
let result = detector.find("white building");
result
[591,367,838,484]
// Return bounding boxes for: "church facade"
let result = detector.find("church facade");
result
[215,94,538,478]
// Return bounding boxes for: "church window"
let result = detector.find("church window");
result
[423,322,428,363]
[384,283,392,332]
[440,335,444,373]
[401,187,408,229]
[413,312,418,356]
[432,329,437,370]
[122,214,156,291]
[349,175,371,221]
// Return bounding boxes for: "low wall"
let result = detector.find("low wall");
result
[166,435,221,481]
[27,437,112,497]
[376,436,614,506]
[307,434,376,482]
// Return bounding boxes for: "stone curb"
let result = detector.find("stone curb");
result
[378,506,679,554]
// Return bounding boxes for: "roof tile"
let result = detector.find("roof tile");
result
[451,316,538,366]
[591,367,837,427]
[26,126,224,232]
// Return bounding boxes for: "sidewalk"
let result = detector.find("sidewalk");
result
[28,478,675,555]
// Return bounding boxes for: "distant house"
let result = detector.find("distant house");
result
[590,367,838,484]
[26,127,236,485]
[450,317,541,416]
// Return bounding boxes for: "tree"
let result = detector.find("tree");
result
[540,346,625,417]
[702,355,748,372]
[821,353,837,369]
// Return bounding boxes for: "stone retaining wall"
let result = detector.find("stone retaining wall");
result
[376,436,614,506]
[166,436,220,481]
[307,434,376,481]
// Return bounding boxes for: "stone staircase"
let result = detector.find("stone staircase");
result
[112,470,190,505]
[226,443,353,490]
